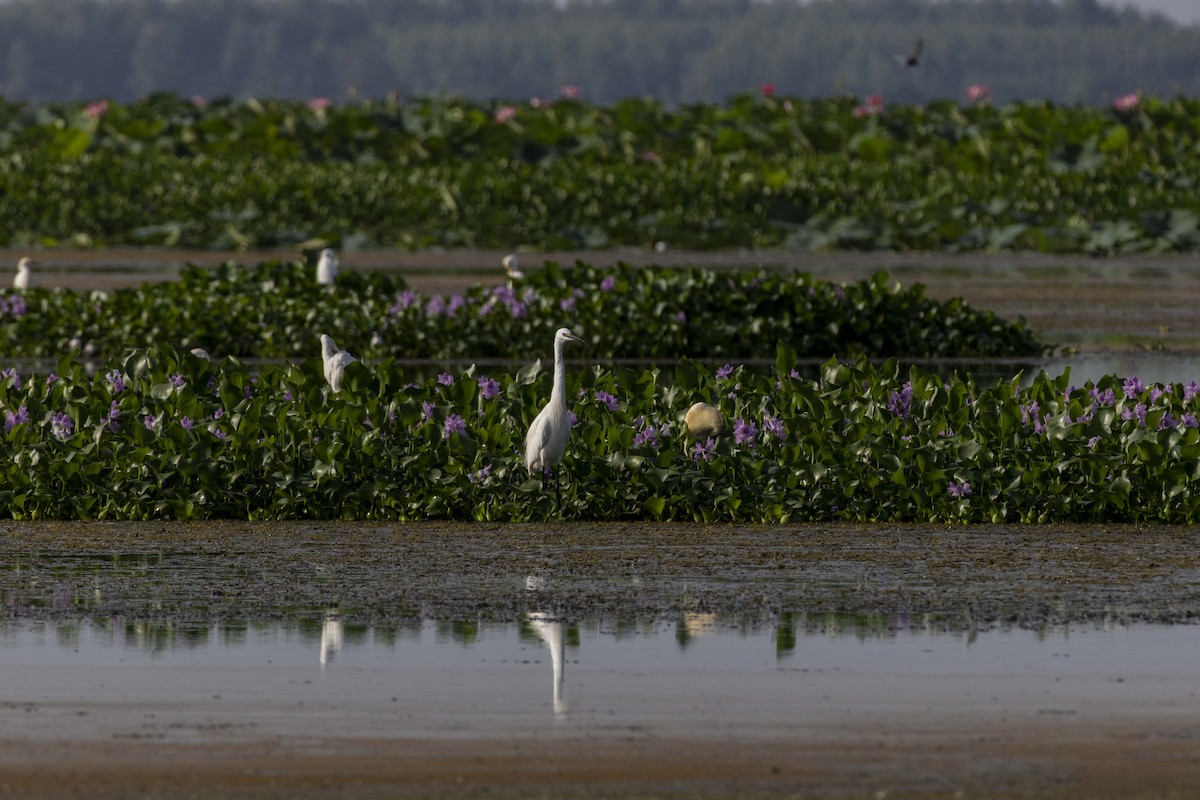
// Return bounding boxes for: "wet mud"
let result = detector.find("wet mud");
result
[3,517,1200,800]
[4,520,1200,630]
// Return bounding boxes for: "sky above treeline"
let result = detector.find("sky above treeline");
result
[1098,0,1200,23]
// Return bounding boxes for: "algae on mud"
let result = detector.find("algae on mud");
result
[3,521,1199,631]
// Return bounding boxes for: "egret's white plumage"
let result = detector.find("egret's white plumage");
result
[14,257,33,290]
[316,248,339,285]
[502,254,523,289]
[524,327,583,500]
[685,401,725,439]
[320,334,357,393]
[190,347,211,361]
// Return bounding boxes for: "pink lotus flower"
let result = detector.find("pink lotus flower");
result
[191,96,207,108]
[559,85,582,99]
[1113,93,1140,112]
[493,105,518,123]
[966,84,990,103]
[84,100,109,119]
[640,150,660,163]
[852,94,885,118]
[529,97,544,108]
[760,83,776,97]
[306,97,331,111]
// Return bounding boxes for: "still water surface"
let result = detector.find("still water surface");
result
[2,616,1197,744]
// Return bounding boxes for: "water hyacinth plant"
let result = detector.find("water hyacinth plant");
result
[0,260,1046,362]
[0,343,1198,523]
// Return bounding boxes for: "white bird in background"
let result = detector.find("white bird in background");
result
[685,401,725,439]
[316,248,339,285]
[502,254,524,290]
[320,334,357,393]
[524,327,583,503]
[14,257,34,290]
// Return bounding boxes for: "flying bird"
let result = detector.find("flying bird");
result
[524,327,583,504]
[14,257,34,290]
[320,334,357,393]
[895,38,923,68]
[316,248,339,285]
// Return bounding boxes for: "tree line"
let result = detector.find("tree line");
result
[0,0,1196,105]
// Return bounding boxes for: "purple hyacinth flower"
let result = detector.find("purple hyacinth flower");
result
[443,413,467,437]
[437,372,454,387]
[106,370,126,394]
[180,416,195,431]
[4,405,28,433]
[734,417,757,448]
[595,390,618,412]
[762,415,786,442]
[716,364,734,380]
[169,373,186,387]
[947,480,972,498]
[479,376,500,399]
[888,382,914,420]
[422,400,435,422]
[599,276,616,292]
[1123,376,1144,399]
[692,437,716,463]
[1,368,20,390]
[50,411,73,440]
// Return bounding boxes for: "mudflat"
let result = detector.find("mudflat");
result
[1,521,1200,799]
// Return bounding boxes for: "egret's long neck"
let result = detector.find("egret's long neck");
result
[550,339,568,405]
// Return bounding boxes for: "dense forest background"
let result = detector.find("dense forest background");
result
[0,0,1197,105]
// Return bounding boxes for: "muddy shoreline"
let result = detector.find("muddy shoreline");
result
[5,521,1200,630]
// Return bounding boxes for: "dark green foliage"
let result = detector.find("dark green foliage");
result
[0,260,1046,361]
[1,95,1200,253]
[0,345,1196,522]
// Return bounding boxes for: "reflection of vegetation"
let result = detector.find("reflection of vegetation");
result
[776,612,797,657]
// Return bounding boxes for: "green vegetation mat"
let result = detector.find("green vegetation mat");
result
[0,260,1045,361]
[0,342,1192,522]
[2,94,1199,253]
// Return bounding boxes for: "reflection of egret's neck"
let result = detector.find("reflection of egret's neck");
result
[320,614,344,669]
[528,613,568,716]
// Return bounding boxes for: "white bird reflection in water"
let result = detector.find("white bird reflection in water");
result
[319,611,343,669]
[525,574,568,716]
[526,611,568,716]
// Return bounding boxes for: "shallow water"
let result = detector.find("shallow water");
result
[4,523,1200,797]
[3,615,1198,744]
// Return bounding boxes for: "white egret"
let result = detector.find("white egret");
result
[685,401,725,439]
[502,254,523,290]
[14,257,34,290]
[524,327,583,503]
[316,248,339,285]
[320,334,357,393]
